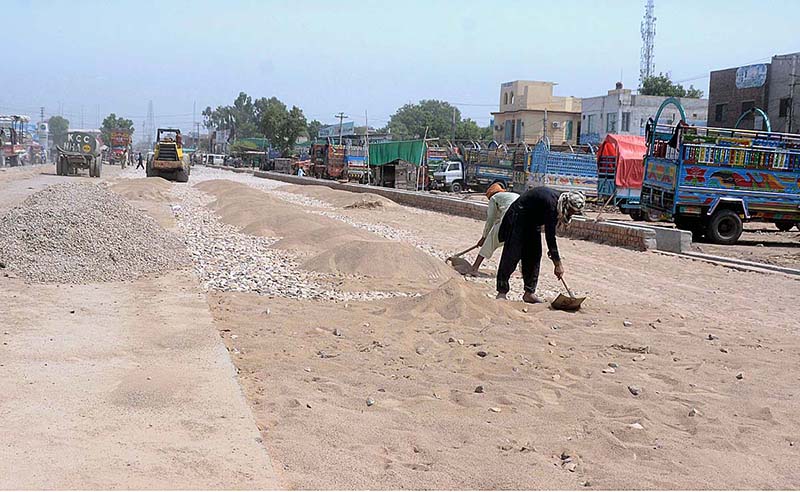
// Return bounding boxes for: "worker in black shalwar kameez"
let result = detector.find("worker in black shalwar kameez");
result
[496,187,585,303]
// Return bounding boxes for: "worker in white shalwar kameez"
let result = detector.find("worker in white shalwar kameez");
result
[470,182,519,274]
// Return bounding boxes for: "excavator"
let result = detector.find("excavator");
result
[147,128,190,182]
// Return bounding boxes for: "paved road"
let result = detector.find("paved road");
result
[0,166,282,488]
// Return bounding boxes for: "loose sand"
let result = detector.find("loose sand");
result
[204,173,800,489]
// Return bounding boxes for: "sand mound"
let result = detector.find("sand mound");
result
[0,183,184,283]
[385,278,527,323]
[280,184,398,209]
[301,239,455,281]
[271,224,374,254]
[111,178,173,202]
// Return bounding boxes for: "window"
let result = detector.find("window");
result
[621,112,631,132]
[503,93,508,105]
[509,92,514,105]
[715,103,726,122]
[587,114,595,133]
[780,98,792,117]
[606,112,617,132]
[565,120,573,141]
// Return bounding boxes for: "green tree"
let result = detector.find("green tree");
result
[388,100,460,139]
[48,115,69,147]
[456,118,492,141]
[201,92,259,141]
[640,73,704,98]
[306,119,322,140]
[100,113,135,146]
[254,97,307,156]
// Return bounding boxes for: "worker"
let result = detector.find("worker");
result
[296,166,305,177]
[495,187,585,303]
[469,182,519,274]
[136,152,144,170]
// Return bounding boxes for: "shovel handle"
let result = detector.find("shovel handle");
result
[560,277,575,298]
[451,244,479,258]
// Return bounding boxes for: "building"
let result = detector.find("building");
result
[707,52,799,133]
[580,82,708,145]
[491,80,581,146]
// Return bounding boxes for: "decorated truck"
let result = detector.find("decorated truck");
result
[640,98,800,244]
[596,134,649,219]
[56,130,103,177]
[109,129,132,168]
[432,145,519,192]
[0,115,30,167]
[309,142,346,179]
[519,137,597,196]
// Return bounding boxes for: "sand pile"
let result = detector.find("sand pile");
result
[270,224,375,255]
[384,277,528,324]
[280,184,398,209]
[0,183,184,283]
[111,178,173,202]
[301,239,456,281]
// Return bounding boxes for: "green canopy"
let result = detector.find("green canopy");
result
[368,140,425,166]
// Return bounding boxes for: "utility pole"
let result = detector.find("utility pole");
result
[542,109,548,141]
[451,107,456,143]
[335,112,348,145]
[365,110,370,185]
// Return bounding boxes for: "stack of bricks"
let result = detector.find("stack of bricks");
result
[560,217,657,251]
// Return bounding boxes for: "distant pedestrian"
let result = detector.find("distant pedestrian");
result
[136,152,144,170]
[296,166,305,177]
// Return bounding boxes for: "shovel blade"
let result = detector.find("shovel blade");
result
[551,293,586,311]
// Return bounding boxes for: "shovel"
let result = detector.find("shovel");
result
[551,277,586,311]
[446,244,479,275]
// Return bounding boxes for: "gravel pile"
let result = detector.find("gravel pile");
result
[170,183,408,302]
[0,182,184,283]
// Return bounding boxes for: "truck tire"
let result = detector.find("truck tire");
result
[95,159,103,177]
[628,209,643,221]
[775,220,796,232]
[707,209,743,245]
[644,208,661,222]
[56,157,64,176]
[450,181,463,193]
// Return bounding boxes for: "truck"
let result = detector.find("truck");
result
[432,145,519,193]
[517,138,597,196]
[596,134,650,219]
[309,142,346,179]
[56,130,103,177]
[109,129,132,168]
[147,128,190,182]
[640,98,800,244]
[0,115,29,167]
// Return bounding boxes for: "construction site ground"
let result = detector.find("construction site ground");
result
[1,164,798,489]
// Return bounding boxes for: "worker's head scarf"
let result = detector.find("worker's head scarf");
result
[485,182,505,199]
[557,191,586,224]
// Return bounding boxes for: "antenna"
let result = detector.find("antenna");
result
[639,0,656,87]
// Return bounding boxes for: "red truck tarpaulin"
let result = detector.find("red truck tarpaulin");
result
[598,134,647,189]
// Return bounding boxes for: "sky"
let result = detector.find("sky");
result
[2,0,797,139]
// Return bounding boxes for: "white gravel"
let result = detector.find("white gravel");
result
[0,182,184,283]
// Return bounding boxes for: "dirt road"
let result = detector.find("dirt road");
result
[1,164,798,489]
[0,166,281,489]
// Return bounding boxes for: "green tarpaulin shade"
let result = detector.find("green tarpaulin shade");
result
[368,140,425,166]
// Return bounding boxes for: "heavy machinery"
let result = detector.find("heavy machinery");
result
[147,128,190,182]
[56,130,103,177]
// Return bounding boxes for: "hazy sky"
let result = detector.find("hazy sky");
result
[2,0,796,136]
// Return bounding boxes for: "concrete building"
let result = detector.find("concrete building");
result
[707,52,799,133]
[580,82,708,145]
[491,80,581,146]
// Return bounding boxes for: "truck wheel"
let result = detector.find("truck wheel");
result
[707,209,743,245]
[644,208,661,222]
[450,181,463,193]
[775,220,795,232]
[56,157,64,175]
[628,209,643,221]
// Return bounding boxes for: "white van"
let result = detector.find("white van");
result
[203,154,225,165]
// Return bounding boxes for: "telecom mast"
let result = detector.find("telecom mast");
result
[640,0,656,87]
[144,100,155,147]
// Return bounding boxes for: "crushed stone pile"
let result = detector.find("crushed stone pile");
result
[0,182,185,283]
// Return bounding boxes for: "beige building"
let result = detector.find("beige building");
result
[491,80,581,146]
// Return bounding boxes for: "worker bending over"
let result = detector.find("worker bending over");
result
[470,182,519,274]
[496,187,585,303]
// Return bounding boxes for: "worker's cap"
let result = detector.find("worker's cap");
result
[558,191,586,224]
[485,182,505,199]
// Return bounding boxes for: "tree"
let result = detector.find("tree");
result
[640,73,704,98]
[201,92,259,142]
[388,100,460,140]
[306,119,322,141]
[254,97,307,156]
[100,113,135,146]
[456,118,493,141]
[48,115,69,147]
